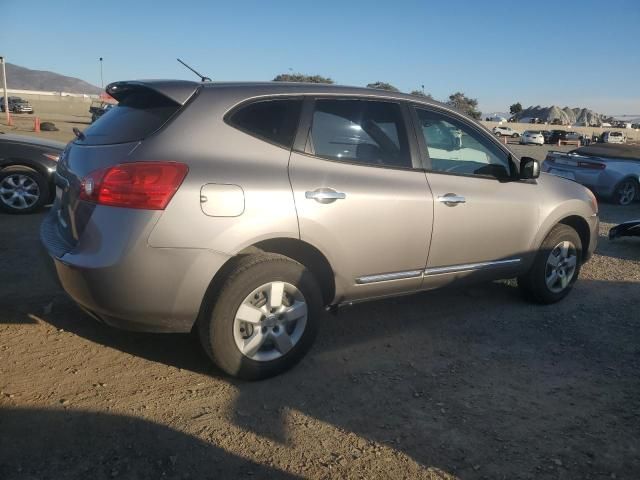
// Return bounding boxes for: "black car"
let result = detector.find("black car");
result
[0,133,66,213]
[0,96,34,114]
[547,130,568,144]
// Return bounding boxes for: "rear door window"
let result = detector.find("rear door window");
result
[308,99,411,168]
[227,98,302,148]
[77,89,181,145]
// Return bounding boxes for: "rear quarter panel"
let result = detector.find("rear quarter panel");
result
[145,88,299,253]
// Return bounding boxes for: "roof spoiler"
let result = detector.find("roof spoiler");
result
[105,80,200,106]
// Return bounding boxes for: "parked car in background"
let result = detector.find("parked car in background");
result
[0,96,34,114]
[492,126,521,137]
[547,130,568,144]
[520,130,544,145]
[541,130,553,143]
[565,132,582,141]
[544,144,640,205]
[0,133,65,213]
[603,131,626,144]
[41,80,599,380]
[89,102,116,123]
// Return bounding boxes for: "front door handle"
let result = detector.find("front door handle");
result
[437,193,466,206]
[305,188,346,204]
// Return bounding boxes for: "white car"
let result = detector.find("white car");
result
[520,130,544,145]
[492,126,521,137]
[603,131,626,144]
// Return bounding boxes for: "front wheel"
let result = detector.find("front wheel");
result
[495,132,502,137]
[518,224,582,304]
[198,253,323,380]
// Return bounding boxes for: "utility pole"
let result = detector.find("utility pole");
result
[0,57,9,124]
[99,57,104,89]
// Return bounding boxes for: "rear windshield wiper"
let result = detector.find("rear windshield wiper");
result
[72,127,86,141]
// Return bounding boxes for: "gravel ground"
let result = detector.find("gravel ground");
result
[1,188,639,479]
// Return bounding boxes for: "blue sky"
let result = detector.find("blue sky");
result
[2,0,638,115]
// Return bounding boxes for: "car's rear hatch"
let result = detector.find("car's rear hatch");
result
[47,80,200,252]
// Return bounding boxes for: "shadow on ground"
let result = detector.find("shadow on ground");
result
[0,408,298,480]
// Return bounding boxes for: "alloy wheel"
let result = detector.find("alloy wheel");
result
[616,181,636,205]
[233,281,308,362]
[0,174,41,210]
[545,241,578,293]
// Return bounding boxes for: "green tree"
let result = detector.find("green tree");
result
[447,92,481,119]
[273,73,334,84]
[410,90,434,100]
[509,102,523,115]
[366,82,399,92]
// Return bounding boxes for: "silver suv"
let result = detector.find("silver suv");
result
[42,81,599,379]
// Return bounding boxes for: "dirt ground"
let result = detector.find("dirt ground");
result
[0,189,639,479]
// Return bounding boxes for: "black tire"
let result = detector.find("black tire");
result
[495,132,502,137]
[512,133,519,138]
[518,224,582,304]
[611,178,638,206]
[0,166,50,214]
[198,253,323,380]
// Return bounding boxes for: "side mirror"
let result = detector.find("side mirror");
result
[520,157,540,179]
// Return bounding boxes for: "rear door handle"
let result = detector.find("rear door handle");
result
[305,188,346,204]
[437,194,466,206]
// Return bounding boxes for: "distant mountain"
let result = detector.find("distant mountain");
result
[2,63,102,95]
[513,105,613,126]
[483,112,510,120]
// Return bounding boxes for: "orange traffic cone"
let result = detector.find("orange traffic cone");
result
[34,117,40,133]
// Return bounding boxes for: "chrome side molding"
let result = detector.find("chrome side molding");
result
[424,258,521,276]
[356,269,423,285]
[356,258,521,284]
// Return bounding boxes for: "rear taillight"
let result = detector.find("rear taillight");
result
[80,162,188,210]
[577,161,606,170]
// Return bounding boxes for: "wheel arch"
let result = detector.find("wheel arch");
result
[198,238,337,325]
[249,238,336,305]
[558,215,591,261]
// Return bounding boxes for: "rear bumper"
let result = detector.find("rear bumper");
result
[542,165,618,198]
[40,208,232,333]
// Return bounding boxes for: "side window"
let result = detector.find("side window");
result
[309,99,412,168]
[415,108,511,178]
[228,98,302,148]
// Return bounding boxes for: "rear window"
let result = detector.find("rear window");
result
[77,89,180,145]
[227,98,302,148]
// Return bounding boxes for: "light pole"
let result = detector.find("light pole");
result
[99,57,104,89]
[0,56,9,124]
[421,84,425,94]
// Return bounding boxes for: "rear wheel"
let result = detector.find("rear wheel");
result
[198,253,323,380]
[512,133,519,138]
[612,179,638,206]
[518,224,582,304]
[0,166,49,214]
